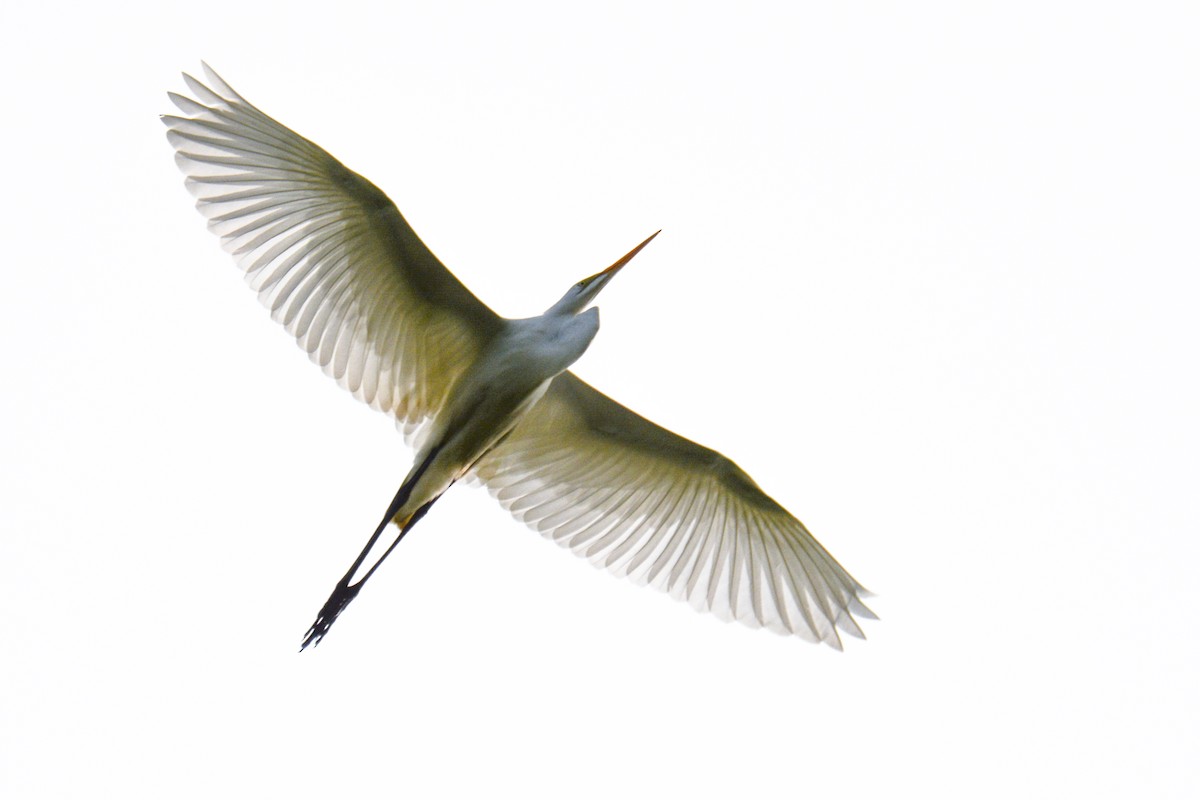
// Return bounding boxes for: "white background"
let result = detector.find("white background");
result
[2,1,1197,797]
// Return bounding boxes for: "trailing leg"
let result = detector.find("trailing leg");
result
[299,446,446,650]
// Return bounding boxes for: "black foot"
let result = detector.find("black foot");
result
[300,579,361,651]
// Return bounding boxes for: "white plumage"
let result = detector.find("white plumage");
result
[164,64,874,648]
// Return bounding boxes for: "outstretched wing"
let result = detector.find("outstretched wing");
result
[163,65,503,433]
[472,372,875,647]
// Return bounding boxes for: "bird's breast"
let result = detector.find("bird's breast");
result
[429,316,594,472]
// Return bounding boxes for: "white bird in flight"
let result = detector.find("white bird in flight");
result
[164,64,874,650]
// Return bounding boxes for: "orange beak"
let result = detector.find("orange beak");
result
[599,230,661,278]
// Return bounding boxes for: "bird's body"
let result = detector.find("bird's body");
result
[165,65,875,649]
[409,308,602,512]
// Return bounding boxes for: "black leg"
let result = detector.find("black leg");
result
[299,452,447,651]
[299,495,442,650]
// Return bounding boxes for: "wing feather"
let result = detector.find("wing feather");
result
[164,65,503,432]
[473,372,874,646]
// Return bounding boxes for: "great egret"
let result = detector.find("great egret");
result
[164,64,874,649]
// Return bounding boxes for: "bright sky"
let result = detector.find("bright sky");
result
[2,2,1197,798]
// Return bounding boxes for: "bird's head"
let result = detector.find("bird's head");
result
[545,230,660,316]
